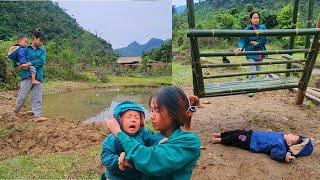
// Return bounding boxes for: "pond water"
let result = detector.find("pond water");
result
[26,87,159,122]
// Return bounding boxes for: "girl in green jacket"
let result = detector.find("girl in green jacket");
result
[106,86,201,180]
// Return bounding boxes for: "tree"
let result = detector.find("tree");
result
[245,4,254,12]
[215,12,238,29]
[276,4,293,29]
[264,14,278,29]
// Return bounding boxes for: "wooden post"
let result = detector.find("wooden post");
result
[304,0,315,58]
[296,18,320,105]
[187,0,205,97]
[286,0,300,77]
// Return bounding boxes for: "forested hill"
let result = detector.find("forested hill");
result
[115,38,165,57]
[0,1,116,69]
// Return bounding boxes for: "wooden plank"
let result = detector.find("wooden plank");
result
[307,88,320,98]
[187,28,320,38]
[204,78,298,97]
[200,49,310,57]
[205,85,299,97]
[201,59,307,68]
[203,68,303,79]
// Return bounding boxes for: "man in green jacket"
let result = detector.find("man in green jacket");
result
[14,28,48,122]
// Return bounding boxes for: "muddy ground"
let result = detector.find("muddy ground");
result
[1,89,320,179]
[186,87,320,180]
[0,91,108,161]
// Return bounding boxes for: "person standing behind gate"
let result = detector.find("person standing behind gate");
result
[235,11,268,80]
[13,28,48,122]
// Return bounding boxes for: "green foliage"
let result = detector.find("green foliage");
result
[0,1,117,89]
[172,0,320,63]
[0,40,19,90]
[0,146,101,179]
[276,4,293,29]
[142,40,172,63]
[218,12,239,29]
[245,4,254,13]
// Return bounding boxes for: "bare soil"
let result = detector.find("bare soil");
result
[0,91,108,160]
[1,89,320,179]
[185,87,320,180]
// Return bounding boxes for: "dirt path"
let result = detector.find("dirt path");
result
[184,87,320,179]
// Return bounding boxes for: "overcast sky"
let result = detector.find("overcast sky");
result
[55,0,172,49]
[173,0,200,6]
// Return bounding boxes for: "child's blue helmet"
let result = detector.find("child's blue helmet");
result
[113,101,145,128]
[290,137,313,157]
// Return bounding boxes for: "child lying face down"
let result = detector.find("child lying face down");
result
[101,101,164,180]
[211,130,313,163]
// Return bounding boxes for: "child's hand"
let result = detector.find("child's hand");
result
[250,41,258,46]
[20,63,30,68]
[118,152,132,171]
[285,152,296,163]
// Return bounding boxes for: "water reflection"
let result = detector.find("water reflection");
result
[83,100,150,123]
[26,88,157,121]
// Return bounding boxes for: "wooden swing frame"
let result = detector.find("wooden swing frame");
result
[186,0,320,105]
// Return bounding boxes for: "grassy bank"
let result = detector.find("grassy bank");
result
[0,146,101,179]
[43,75,172,94]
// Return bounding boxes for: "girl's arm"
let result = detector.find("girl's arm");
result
[237,26,250,50]
[117,130,201,176]
[29,49,46,66]
[142,129,164,146]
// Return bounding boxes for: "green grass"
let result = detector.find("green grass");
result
[107,75,172,86]
[0,123,32,139]
[43,75,172,94]
[0,125,13,139]
[172,63,192,85]
[0,146,101,179]
[0,122,156,179]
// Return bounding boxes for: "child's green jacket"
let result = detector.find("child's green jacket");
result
[13,45,46,82]
[117,128,201,180]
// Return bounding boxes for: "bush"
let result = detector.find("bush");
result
[0,58,19,90]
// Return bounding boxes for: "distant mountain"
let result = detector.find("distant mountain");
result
[115,38,165,57]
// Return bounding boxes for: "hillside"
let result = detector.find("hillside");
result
[0,1,116,83]
[142,39,172,63]
[115,38,165,57]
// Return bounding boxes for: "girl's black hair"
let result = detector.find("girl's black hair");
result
[149,86,197,128]
[249,11,260,19]
[33,28,45,40]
